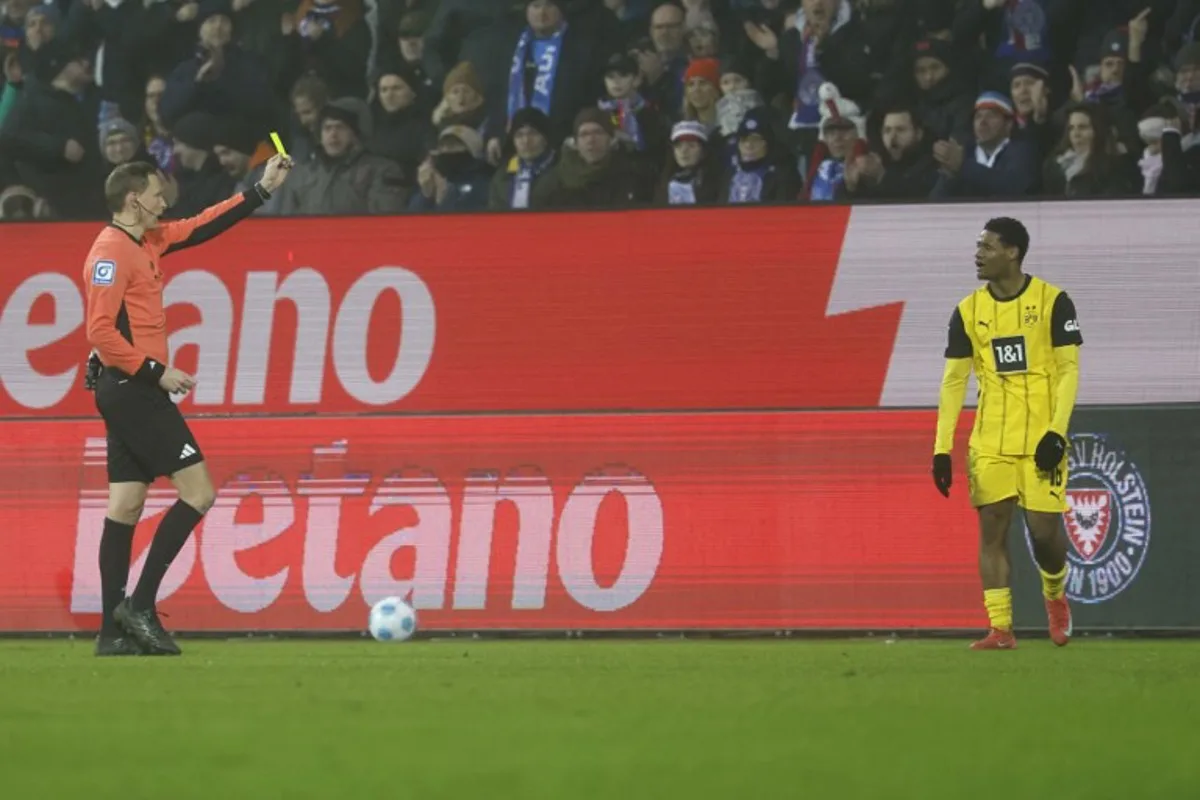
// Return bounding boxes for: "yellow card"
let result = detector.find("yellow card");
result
[269,131,289,158]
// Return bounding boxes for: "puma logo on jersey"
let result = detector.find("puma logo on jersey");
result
[977,320,989,327]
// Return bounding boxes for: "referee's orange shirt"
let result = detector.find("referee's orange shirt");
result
[83,193,254,378]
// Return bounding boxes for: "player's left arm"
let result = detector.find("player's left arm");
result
[1048,291,1083,437]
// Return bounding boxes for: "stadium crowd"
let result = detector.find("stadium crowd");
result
[0,0,1198,219]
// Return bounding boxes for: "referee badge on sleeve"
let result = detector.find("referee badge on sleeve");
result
[92,260,116,286]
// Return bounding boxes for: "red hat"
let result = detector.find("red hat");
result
[683,58,720,87]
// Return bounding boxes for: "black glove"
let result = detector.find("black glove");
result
[1034,431,1067,472]
[932,453,952,498]
[84,353,102,391]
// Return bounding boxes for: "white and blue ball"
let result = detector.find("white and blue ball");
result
[368,597,418,642]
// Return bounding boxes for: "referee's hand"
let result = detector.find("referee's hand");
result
[159,367,196,395]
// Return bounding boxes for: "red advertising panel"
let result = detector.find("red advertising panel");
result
[0,207,903,417]
[0,412,981,632]
[4,202,1198,418]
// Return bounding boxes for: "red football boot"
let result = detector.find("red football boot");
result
[970,628,1017,650]
[1046,596,1073,647]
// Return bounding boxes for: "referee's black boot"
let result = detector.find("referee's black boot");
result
[94,632,144,657]
[113,599,182,656]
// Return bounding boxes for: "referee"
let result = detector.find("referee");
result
[83,156,292,656]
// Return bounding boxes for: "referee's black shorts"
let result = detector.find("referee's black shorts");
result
[94,368,204,484]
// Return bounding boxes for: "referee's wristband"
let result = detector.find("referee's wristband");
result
[252,181,271,201]
[133,357,166,387]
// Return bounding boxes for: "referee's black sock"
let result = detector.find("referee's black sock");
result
[99,518,135,635]
[130,500,205,611]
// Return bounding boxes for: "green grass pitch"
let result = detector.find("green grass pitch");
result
[1,638,1197,799]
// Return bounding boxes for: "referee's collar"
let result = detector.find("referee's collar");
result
[987,274,1032,302]
[108,223,143,245]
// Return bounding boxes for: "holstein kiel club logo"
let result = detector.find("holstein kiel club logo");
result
[1025,432,1151,604]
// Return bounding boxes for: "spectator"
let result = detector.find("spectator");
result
[288,74,329,164]
[685,14,719,59]
[159,12,279,134]
[1172,42,1200,133]
[280,0,371,100]
[1081,16,1155,157]
[60,0,164,122]
[1164,1,1200,56]
[681,56,719,128]
[655,118,721,205]
[1158,98,1200,194]
[1042,103,1137,197]
[1009,61,1057,161]
[492,0,604,164]
[410,124,493,212]
[746,0,876,152]
[421,0,513,92]
[17,3,56,78]
[628,34,672,114]
[223,0,295,95]
[0,47,22,129]
[908,38,974,143]
[133,0,205,84]
[840,106,938,200]
[714,83,765,163]
[806,81,867,201]
[646,2,687,111]
[717,52,752,96]
[0,0,34,54]
[377,10,437,106]
[489,106,557,210]
[0,38,105,219]
[952,0,1068,90]
[278,96,408,214]
[140,74,174,173]
[532,106,650,208]
[168,111,237,216]
[722,106,798,204]
[602,0,650,47]
[0,182,51,219]
[368,61,433,190]
[433,61,489,136]
[212,118,282,214]
[599,51,669,169]
[931,91,1038,198]
[99,117,153,170]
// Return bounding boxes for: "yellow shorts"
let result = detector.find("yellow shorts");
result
[967,449,1068,513]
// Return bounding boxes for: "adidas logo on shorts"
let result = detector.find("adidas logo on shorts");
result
[180,443,197,459]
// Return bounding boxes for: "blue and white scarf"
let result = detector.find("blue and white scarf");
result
[598,94,646,151]
[508,150,555,209]
[506,24,567,125]
[808,157,845,201]
[728,160,772,203]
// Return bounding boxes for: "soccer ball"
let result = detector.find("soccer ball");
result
[368,597,418,642]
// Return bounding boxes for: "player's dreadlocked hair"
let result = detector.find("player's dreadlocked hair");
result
[983,217,1030,264]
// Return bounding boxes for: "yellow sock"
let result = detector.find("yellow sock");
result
[983,588,1013,631]
[1040,565,1069,600]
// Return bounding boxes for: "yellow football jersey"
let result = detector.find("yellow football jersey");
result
[944,275,1083,456]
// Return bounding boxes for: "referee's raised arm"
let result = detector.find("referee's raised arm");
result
[150,153,294,255]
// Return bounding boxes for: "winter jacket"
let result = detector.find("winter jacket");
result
[278,144,409,215]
